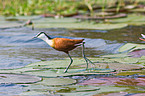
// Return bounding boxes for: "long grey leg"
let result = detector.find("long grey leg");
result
[82,42,95,69]
[64,53,73,73]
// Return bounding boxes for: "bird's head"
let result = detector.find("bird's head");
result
[139,34,145,41]
[33,32,52,40]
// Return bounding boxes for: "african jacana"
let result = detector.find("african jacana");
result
[139,34,145,41]
[34,32,94,73]
[24,20,34,30]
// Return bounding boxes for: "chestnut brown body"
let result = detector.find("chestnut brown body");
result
[52,38,84,53]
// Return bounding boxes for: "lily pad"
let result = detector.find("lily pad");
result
[110,14,145,26]
[79,77,145,86]
[36,78,76,86]
[23,68,114,78]
[93,92,128,96]
[128,49,145,57]
[116,69,145,76]
[0,20,24,29]
[58,86,128,96]
[130,93,145,96]
[0,73,41,84]
[20,84,100,96]
[118,43,137,52]
[0,16,39,29]
[101,53,129,58]
[118,43,145,52]
[32,17,127,30]
[0,57,143,77]
[108,57,139,64]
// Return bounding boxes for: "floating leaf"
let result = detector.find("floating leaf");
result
[118,43,137,52]
[79,77,145,86]
[119,43,145,52]
[0,20,24,29]
[36,78,76,86]
[0,16,39,29]
[116,69,145,76]
[130,93,145,96]
[101,53,129,58]
[20,84,100,96]
[110,14,145,25]
[0,57,143,77]
[0,73,41,84]
[20,84,128,96]
[31,18,127,30]
[93,92,128,96]
[78,62,142,71]
[23,68,114,77]
[109,57,139,64]
[128,49,145,57]
[59,86,128,96]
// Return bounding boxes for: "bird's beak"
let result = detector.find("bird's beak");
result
[139,34,145,41]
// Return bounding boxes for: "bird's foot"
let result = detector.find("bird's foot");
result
[64,69,68,73]
[85,58,96,70]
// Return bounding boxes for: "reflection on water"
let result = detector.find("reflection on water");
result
[0,26,145,69]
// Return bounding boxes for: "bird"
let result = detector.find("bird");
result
[33,32,94,73]
[24,20,34,30]
[139,34,145,41]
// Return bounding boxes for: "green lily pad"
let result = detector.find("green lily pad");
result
[95,63,142,71]
[0,57,143,77]
[108,57,139,64]
[118,43,145,52]
[0,73,41,84]
[58,86,128,96]
[130,93,145,96]
[116,69,145,76]
[118,43,137,52]
[110,14,145,25]
[94,92,128,96]
[0,20,24,29]
[36,78,76,86]
[32,17,127,30]
[20,84,100,96]
[20,84,128,96]
[101,53,129,58]
[26,58,85,69]
[0,16,39,29]
[23,68,114,78]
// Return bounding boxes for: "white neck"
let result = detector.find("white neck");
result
[37,33,54,47]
